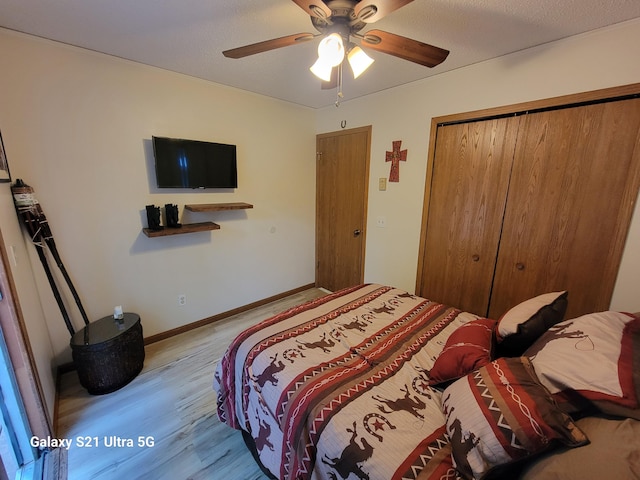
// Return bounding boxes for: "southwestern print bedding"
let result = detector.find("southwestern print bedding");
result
[214,284,481,480]
[214,285,640,479]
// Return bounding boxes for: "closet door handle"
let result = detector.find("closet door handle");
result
[471,254,480,262]
[516,262,525,271]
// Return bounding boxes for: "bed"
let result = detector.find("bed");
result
[214,284,640,480]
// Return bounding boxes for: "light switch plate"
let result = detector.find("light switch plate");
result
[379,177,387,191]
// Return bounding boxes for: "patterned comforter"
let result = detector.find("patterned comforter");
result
[214,284,478,480]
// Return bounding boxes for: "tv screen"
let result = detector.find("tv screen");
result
[152,136,237,188]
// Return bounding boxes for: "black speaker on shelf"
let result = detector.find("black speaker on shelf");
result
[165,204,181,228]
[145,205,162,231]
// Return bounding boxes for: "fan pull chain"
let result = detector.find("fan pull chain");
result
[335,62,344,107]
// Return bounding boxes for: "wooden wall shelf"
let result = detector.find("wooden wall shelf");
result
[143,222,220,238]
[143,203,251,238]
[184,202,253,212]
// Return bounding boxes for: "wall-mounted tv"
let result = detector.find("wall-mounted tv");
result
[152,136,237,189]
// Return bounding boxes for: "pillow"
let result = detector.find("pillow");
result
[442,357,588,480]
[525,311,640,419]
[428,317,496,386]
[496,291,568,357]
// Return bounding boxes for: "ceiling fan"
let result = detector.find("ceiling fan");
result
[223,0,449,89]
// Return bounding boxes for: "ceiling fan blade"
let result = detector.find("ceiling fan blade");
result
[223,33,315,59]
[354,0,414,23]
[361,29,449,67]
[291,0,332,19]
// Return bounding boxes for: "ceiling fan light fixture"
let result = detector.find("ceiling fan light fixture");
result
[310,57,334,81]
[347,46,374,78]
[317,33,345,67]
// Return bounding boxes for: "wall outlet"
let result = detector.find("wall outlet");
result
[178,294,186,306]
[376,216,386,228]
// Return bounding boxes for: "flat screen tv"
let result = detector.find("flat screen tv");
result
[152,136,237,188]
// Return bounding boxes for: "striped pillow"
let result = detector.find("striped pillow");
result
[442,357,588,480]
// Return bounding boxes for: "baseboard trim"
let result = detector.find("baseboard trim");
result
[147,282,317,344]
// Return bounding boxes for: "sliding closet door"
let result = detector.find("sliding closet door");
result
[489,98,640,319]
[417,116,520,316]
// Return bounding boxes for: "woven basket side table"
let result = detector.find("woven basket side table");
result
[70,312,145,395]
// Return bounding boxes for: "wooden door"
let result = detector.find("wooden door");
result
[316,126,371,291]
[489,98,640,319]
[417,117,521,315]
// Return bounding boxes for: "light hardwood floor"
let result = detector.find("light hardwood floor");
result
[56,288,327,480]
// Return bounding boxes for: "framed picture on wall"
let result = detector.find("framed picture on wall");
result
[0,130,10,183]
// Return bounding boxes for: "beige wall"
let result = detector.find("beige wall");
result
[0,28,317,417]
[316,18,640,314]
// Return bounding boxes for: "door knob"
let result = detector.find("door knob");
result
[471,254,480,262]
[353,229,361,237]
[516,262,525,271]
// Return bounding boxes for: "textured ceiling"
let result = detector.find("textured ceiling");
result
[1,0,639,108]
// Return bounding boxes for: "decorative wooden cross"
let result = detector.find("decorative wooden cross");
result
[385,140,407,182]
